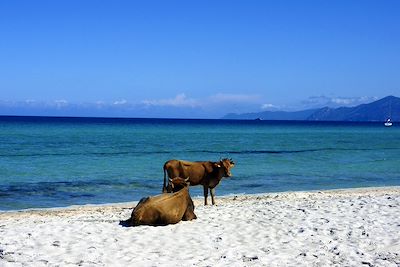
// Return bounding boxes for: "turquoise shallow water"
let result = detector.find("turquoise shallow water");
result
[0,116,399,210]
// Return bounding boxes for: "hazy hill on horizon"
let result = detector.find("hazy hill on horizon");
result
[222,96,400,122]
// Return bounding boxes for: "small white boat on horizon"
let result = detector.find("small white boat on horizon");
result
[385,99,393,127]
[384,118,393,127]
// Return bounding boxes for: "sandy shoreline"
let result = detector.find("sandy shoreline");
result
[1,186,400,266]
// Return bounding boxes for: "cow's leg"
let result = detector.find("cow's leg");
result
[210,188,216,205]
[203,186,209,205]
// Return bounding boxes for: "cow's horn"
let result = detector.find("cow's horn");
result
[185,177,190,182]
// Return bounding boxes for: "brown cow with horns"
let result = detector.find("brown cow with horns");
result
[120,177,196,226]
[163,158,235,205]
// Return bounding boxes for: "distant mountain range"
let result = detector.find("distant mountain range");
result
[222,96,400,122]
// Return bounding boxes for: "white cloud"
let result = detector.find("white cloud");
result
[54,99,68,108]
[0,94,384,118]
[25,99,37,104]
[142,93,199,108]
[209,93,260,104]
[261,103,280,110]
[54,99,68,104]
[301,95,378,108]
[113,99,128,105]
[330,98,353,105]
[94,101,107,107]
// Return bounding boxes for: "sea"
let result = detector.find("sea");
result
[0,116,399,211]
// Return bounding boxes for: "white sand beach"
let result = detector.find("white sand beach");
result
[1,186,399,267]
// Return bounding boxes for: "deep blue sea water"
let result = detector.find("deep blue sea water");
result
[0,116,399,211]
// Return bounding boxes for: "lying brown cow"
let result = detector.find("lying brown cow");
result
[163,158,235,205]
[120,177,196,226]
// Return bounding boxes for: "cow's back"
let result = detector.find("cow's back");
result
[165,159,213,186]
[131,190,192,226]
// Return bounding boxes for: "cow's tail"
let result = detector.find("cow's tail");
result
[162,163,168,193]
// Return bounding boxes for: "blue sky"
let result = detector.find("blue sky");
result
[1,0,399,118]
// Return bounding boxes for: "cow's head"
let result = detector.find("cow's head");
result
[168,177,190,192]
[216,158,235,177]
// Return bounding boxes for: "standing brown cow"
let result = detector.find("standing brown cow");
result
[163,158,235,205]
